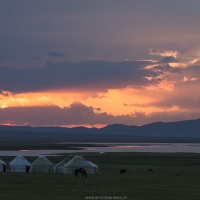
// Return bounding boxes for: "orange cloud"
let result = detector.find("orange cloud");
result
[149,49,179,58]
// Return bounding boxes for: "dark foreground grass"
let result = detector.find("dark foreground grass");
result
[1,152,200,200]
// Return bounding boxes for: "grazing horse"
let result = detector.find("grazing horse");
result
[74,168,87,178]
[147,168,154,173]
[120,169,126,174]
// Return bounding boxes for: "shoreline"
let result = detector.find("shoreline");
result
[0,143,200,156]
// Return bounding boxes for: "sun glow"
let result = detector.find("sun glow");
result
[0,87,166,117]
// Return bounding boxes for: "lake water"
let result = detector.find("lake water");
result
[0,143,200,156]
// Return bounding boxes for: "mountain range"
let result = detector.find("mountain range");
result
[0,118,200,143]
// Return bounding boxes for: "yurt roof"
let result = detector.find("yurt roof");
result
[10,156,31,166]
[32,156,54,166]
[64,156,92,168]
[87,161,98,168]
[55,158,69,167]
[0,159,6,165]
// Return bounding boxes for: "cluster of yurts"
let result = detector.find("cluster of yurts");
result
[0,155,98,174]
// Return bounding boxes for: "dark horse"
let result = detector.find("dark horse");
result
[120,169,126,174]
[74,168,87,178]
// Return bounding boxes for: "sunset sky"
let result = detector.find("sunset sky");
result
[1,0,200,127]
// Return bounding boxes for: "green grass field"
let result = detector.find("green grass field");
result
[1,152,200,200]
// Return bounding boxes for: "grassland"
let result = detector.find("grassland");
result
[1,152,200,200]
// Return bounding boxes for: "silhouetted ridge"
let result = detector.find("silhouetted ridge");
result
[0,118,200,143]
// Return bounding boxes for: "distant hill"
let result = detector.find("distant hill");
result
[0,118,200,143]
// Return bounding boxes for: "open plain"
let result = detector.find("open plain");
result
[1,152,200,200]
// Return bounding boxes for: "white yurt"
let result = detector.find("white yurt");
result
[64,156,98,174]
[9,156,31,173]
[55,158,69,174]
[30,156,54,173]
[0,159,7,172]
[87,161,99,174]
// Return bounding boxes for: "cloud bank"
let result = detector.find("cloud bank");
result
[1,101,199,127]
[0,102,135,126]
[0,60,157,93]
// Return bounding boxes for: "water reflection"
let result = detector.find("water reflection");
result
[0,143,200,156]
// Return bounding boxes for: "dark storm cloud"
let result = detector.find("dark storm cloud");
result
[47,51,66,58]
[153,64,182,73]
[0,102,135,126]
[29,56,42,60]
[160,56,179,63]
[0,60,158,93]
